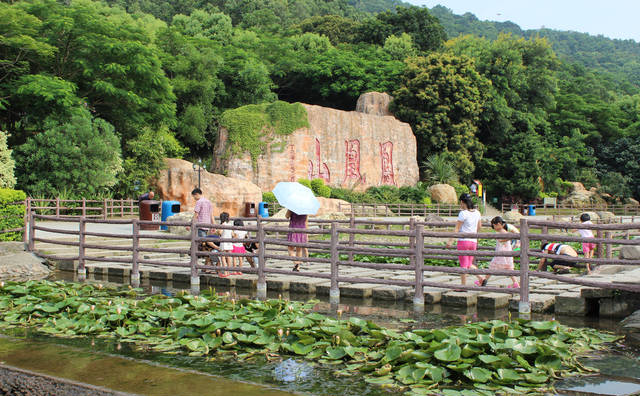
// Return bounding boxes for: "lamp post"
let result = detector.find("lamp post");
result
[192,159,206,189]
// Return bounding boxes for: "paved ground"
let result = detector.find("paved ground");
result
[27,220,640,317]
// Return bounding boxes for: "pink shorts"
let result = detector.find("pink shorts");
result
[232,245,246,254]
[582,242,596,254]
[457,240,477,269]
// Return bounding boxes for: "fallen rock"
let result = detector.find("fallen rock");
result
[569,182,587,192]
[0,242,50,281]
[596,211,615,222]
[425,214,445,223]
[355,92,393,116]
[155,158,262,217]
[166,211,194,236]
[621,238,640,260]
[503,210,523,224]
[429,184,457,204]
[316,197,350,216]
[582,211,600,221]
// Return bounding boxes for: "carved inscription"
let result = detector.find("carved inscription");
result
[288,144,296,182]
[380,141,396,186]
[343,139,362,184]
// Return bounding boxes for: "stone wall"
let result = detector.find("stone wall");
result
[155,158,262,217]
[213,93,419,192]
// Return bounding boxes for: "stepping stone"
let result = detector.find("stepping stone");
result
[172,273,190,284]
[235,276,258,289]
[555,292,587,316]
[477,293,510,309]
[266,278,290,292]
[442,292,478,307]
[580,287,614,298]
[423,288,445,304]
[341,284,373,298]
[148,271,171,281]
[372,286,409,301]
[509,294,555,313]
[314,282,332,296]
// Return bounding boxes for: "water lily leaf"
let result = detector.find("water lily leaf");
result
[240,323,259,333]
[464,367,492,383]
[534,355,561,370]
[511,340,538,355]
[478,355,501,364]
[326,346,346,360]
[222,332,234,344]
[184,339,209,354]
[306,348,323,360]
[385,345,403,361]
[523,373,548,384]
[516,355,533,371]
[434,343,461,362]
[528,321,556,331]
[496,368,521,382]
[364,376,394,385]
[461,344,482,358]
[349,317,367,328]
[77,304,91,314]
[292,342,314,355]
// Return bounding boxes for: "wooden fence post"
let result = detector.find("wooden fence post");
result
[78,217,86,281]
[329,222,340,304]
[81,198,86,217]
[348,214,355,264]
[413,224,425,310]
[518,218,531,317]
[121,199,124,218]
[541,225,548,250]
[409,217,416,268]
[27,210,35,252]
[596,230,604,258]
[256,217,267,300]
[23,198,30,244]
[189,216,199,288]
[103,199,108,220]
[605,231,612,259]
[131,219,140,288]
[55,197,60,218]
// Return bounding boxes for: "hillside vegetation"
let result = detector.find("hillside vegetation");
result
[0,0,638,202]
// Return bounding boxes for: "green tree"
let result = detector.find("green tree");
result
[13,111,123,197]
[383,33,417,61]
[422,153,457,185]
[2,0,176,144]
[374,6,446,51]
[0,131,16,188]
[392,53,489,180]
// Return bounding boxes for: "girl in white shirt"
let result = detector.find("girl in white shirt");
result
[446,194,484,287]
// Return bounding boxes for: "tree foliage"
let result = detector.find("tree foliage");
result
[0,131,15,189]
[13,111,123,197]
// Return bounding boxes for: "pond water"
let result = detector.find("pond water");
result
[3,271,636,396]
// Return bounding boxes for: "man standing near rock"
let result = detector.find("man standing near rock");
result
[191,188,214,238]
[138,190,154,202]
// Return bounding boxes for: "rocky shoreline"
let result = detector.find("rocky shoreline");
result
[0,242,51,280]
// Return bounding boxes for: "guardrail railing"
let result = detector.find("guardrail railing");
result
[26,212,640,316]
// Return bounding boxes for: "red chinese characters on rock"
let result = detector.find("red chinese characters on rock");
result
[343,139,363,184]
[380,141,396,186]
[307,138,330,183]
[288,144,296,182]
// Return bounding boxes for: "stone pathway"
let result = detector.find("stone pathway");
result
[0,242,50,280]
[29,221,640,317]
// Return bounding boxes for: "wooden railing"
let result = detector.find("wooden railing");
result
[27,197,138,219]
[26,212,640,315]
[337,202,461,217]
[503,202,640,216]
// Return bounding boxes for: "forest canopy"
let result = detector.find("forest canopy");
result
[1,0,639,201]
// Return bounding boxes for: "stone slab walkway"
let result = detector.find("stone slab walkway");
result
[29,221,640,317]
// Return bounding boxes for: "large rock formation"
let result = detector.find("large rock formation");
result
[429,184,457,204]
[155,159,262,217]
[213,94,419,192]
[355,92,393,116]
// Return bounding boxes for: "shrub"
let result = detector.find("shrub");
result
[262,192,276,203]
[297,178,312,189]
[451,182,469,197]
[330,187,368,203]
[310,178,325,193]
[317,185,331,198]
[0,188,26,241]
[0,131,16,188]
[422,196,432,205]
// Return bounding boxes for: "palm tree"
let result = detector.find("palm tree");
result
[422,153,457,185]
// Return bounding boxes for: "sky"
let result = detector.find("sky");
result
[405,0,640,42]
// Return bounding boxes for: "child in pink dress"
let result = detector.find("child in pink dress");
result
[479,217,519,288]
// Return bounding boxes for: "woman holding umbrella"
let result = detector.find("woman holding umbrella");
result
[286,210,308,271]
[272,182,320,273]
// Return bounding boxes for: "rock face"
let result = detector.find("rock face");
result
[213,95,419,192]
[355,92,393,116]
[0,242,50,281]
[503,210,524,224]
[155,159,262,217]
[316,197,350,217]
[429,184,457,204]
[621,238,640,260]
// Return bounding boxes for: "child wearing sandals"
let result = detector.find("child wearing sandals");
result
[478,216,519,288]
[231,219,247,275]
[217,212,232,277]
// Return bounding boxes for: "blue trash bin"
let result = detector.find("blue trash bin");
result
[161,200,181,230]
[258,202,269,218]
[528,204,536,216]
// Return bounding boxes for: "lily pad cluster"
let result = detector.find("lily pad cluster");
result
[0,280,621,395]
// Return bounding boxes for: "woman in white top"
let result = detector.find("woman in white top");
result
[446,194,484,287]
[217,212,232,277]
[231,219,247,275]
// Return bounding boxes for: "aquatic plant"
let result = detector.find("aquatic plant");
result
[0,280,621,395]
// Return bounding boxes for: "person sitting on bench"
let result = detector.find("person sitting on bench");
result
[537,242,585,273]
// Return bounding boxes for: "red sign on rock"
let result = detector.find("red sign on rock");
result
[343,139,363,184]
[380,141,396,186]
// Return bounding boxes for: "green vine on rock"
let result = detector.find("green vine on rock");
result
[219,101,309,167]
